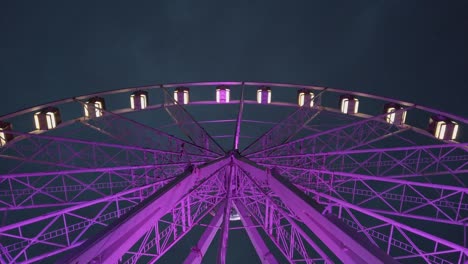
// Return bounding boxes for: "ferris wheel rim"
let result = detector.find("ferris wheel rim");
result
[1,81,466,124]
[0,81,466,263]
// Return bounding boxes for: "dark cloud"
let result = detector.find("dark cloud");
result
[0,0,467,116]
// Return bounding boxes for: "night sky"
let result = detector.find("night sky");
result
[1,1,468,117]
[1,1,468,263]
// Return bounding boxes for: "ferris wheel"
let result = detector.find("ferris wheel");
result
[0,82,466,264]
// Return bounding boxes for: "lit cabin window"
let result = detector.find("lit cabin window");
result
[34,107,62,130]
[46,112,56,128]
[0,121,14,147]
[34,112,40,130]
[216,86,230,103]
[229,208,241,221]
[257,87,271,104]
[297,89,314,107]
[130,91,148,110]
[428,116,459,140]
[452,124,459,140]
[340,95,359,114]
[84,97,106,118]
[383,103,407,125]
[174,87,189,104]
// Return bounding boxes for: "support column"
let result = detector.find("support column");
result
[216,163,234,264]
[235,156,398,264]
[62,157,230,264]
[183,205,224,264]
[233,200,278,264]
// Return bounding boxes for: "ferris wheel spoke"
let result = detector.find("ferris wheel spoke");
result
[234,166,332,263]
[254,143,468,186]
[183,204,227,264]
[58,157,229,264]
[6,174,67,208]
[0,82,465,263]
[125,176,227,264]
[0,163,186,212]
[74,98,222,158]
[241,107,322,155]
[104,161,228,264]
[0,178,173,264]
[0,131,207,175]
[272,164,468,226]
[161,88,225,155]
[245,111,406,159]
[300,187,468,263]
[235,156,399,264]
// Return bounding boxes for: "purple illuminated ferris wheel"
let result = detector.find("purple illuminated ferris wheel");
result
[0,82,466,263]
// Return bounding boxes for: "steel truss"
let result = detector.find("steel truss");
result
[299,187,468,264]
[242,107,322,155]
[252,143,468,182]
[0,180,168,263]
[162,88,225,155]
[244,111,408,158]
[0,132,211,212]
[39,155,400,264]
[75,100,222,157]
[0,82,466,264]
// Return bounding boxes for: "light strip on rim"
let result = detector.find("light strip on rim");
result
[452,122,459,140]
[298,92,305,106]
[95,101,103,117]
[184,90,189,104]
[354,99,359,113]
[0,132,5,146]
[34,112,41,129]
[341,99,349,114]
[84,104,89,117]
[141,94,147,109]
[216,89,220,103]
[130,94,135,109]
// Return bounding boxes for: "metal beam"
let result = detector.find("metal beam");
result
[0,130,211,175]
[242,107,321,155]
[234,84,245,150]
[245,112,404,158]
[284,168,468,225]
[235,155,398,264]
[301,186,468,263]
[162,88,225,155]
[216,162,234,264]
[183,205,224,264]
[234,165,332,263]
[61,157,230,264]
[253,143,468,182]
[75,99,221,157]
[233,200,278,264]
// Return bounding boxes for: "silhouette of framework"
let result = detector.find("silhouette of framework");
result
[0,82,466,263]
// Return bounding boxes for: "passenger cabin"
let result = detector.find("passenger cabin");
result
[257,86,271,104]
[428,115,459,140]
[383,103,407,125]
[174,87,189,104]
[130,91,148,110]
[229,208,241,221]
[297,89,314,107]
[84,97,106,118]
[34,107,62,130]
[340,95,359,114]
[216,86,230,103]
[0,121,13,146]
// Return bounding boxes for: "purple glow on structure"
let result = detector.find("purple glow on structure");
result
[0,82,466,264]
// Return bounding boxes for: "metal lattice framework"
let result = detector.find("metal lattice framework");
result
[0,82,466,264]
